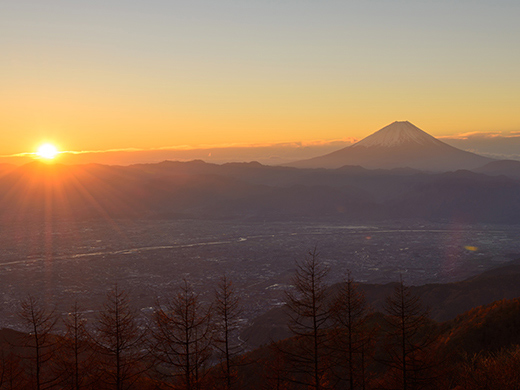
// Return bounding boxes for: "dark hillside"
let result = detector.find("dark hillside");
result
[242,260,520,348]
[2,160,520,223]
[440,298,520,356]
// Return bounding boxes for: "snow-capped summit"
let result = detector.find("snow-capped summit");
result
[287,121,493,171]
[353,121,445,148]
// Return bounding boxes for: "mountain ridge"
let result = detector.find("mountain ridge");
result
[287,121,494,171]
[2,159,520,223]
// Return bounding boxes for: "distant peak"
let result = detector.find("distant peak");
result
[352,121,445,148]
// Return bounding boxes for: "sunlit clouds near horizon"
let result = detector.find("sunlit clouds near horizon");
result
[2,129,520,167]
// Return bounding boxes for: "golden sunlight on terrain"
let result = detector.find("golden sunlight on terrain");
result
[36,144,59,160]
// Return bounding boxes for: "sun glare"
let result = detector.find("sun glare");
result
[36,144,59,160]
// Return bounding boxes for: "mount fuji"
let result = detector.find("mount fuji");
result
[287,121,494,171]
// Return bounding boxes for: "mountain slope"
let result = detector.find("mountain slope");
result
[441,297,520,355]
[241,260,520,348]
[2,160,520,223]
[288,121,493,171]
[473,159,520,178]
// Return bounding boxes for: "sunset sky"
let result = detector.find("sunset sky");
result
[1,0,519,164]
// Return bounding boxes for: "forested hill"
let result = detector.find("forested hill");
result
[238,297,520,390]
[1,259,520,389]
[241,259,520,348]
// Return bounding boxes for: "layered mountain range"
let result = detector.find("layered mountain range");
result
[1,157,520,223]
[1,121,519,223]
[287,121,494,171]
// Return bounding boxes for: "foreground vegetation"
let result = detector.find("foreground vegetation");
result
[1,251,520,389]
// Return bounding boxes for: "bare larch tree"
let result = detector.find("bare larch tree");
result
[94,285,148,390]
[153,279,213,390]
[282,248,333,390]
[213,275,243,390]
[330,271,373,390]
[380,277,439,390]
[18,295,58,390]
[55,302,97,390]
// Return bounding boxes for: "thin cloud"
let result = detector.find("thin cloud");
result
[439,131,520,140]
[60,148,142,155]
[0,152,36,158]
[5,138,358,158]
[152,137,358,151]
[440,130,520,162]
[0,137,356,166]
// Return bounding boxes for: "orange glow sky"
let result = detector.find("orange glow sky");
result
[1,1,519,163]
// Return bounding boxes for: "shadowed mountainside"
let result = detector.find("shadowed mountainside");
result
[1,160,520,224]
[474,159,520,178]
[241,260,520,348]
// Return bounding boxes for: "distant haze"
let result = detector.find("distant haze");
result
[440,132,520,161]
[1,128,519,167]
[0,140,354,166]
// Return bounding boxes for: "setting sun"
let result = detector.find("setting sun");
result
[36,144,59,160]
